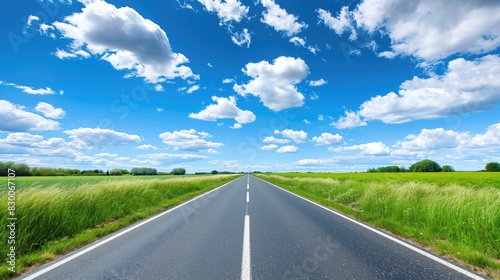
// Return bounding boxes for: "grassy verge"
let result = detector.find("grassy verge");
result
[0,174,241,279]
[255,173,500,279]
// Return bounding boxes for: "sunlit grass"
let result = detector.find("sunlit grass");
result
[256,173,500,278]
[0,174,240,278]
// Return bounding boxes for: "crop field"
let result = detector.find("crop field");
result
[0,174,241,278]
[256,172,500,276]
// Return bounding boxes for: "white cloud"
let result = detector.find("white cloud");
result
[54,49,90,59]
[303,119,311,125]
[274,129,308,143]
[157,108,164,112]
[189,96,256,124]
[0,132,44,146]
[0,81,58,95]
[223,78,235,84]
[260,0,307,36]
[159,129,223,152]
[318,115,324,121]
[187,85,200,94]
[309,79,327,87]
[469,123,500,147]
[317,7,356,40]
[0,100,60,132]
[331,142,391,156]
[35,102,66,119]
[331,110,367,129]
[289,37,305,47]
[154,84,164,92]
[231,28,251,48]
[53,0,196,83]
[234,56,309,111]
[136,144,158,150]
[353,0,500,61]
[399,128,470,150]
[134,153,207,166]
[276,145,298,153]
[230,123,243,129]
[261,144,278,150]
[378,51,397,59]
[197,0,249,23]
[94,153,119,158]
[312,133,343,145]
[64,128,141,147]
[39,23,55,37]
[27,15,40,26]
[359,55,500,124]
[262,136,290,144]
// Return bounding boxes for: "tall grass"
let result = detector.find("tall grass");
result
[0,175,240,264]
[256,174,500,276]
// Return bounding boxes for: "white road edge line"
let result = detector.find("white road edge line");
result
[20,176,244,280]
[254,176,485,280]
[241,215,251,280]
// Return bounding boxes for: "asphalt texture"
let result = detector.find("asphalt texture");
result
[18,175,484,280]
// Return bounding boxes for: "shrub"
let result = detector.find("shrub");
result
[485,162,500,172]
[109,169,123,176]
[410,159,442,172]
[442,165,455,172]
[211,170,219,174]
[171,168,186,175]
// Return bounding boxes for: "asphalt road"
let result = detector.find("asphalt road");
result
[19,175,484,280]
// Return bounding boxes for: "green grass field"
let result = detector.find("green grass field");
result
[0,174,241,278]
[256,172,500,278]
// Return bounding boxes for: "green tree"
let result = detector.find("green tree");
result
[485,162,500,172]
[171,168,186,175]
[441,165,455,172]
[410,159,442,172]
[211,170,219,174]
[109,169,123,175]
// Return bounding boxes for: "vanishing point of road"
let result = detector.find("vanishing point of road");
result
[19,175,485,279]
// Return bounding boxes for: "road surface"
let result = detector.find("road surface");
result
[19,175,484,279]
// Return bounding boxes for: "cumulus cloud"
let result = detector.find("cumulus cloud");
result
[187,85,200,94]
[35,102,66,119]
[197,0,249,23]
[64,128,141,147]
[359,55,500,124]
[134,153,207,166]
[317,6,356,40]
[276,145,298,153]
[260,0,307,36]
[312,133,343,145]
[274,129,308,143]
[330,142,391,156]
[399,128,470,150]
[136,144,158,150]
[234,56,309,111]
[309,79,327,87]
[262,136,290,144]
[189,96,256,125]
[353,0,500,61]
[0,100,60,132]
[159,129,223,152]
[52,0,196,83]
[230,123,243,129]
[261,144,278,151]
[331,110,367,129]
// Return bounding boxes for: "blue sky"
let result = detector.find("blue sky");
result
[1,0,499,172]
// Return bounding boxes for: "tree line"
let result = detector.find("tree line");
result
[368,159,500,172]
[0,161,191,176]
